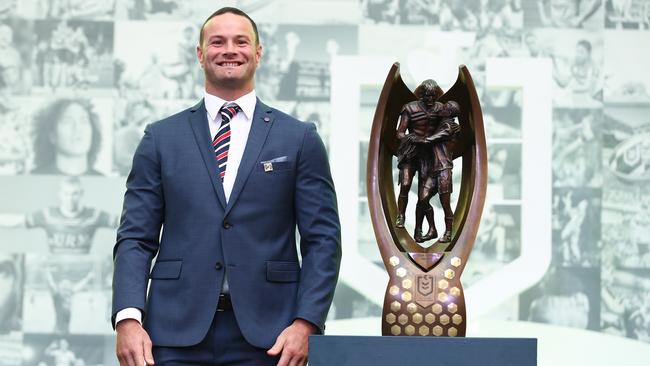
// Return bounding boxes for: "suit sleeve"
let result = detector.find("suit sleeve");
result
[293,123,342,333]
[111,124,164,328]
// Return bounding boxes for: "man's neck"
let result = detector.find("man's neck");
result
[205,84,254,102]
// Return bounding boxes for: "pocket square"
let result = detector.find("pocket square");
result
[261,156,288,163]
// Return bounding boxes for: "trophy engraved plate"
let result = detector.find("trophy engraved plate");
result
[368,63,487,337]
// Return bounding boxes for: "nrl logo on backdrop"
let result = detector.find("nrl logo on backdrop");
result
[609,132,650,182]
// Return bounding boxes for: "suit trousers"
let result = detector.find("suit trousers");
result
[152,309,279,366]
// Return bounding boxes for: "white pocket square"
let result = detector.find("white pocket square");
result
[262,156,288,163]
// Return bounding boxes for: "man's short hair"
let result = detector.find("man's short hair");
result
[415,79,444,100]
[198,7,260,47]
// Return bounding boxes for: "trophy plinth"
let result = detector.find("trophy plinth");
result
[309,336,537,366]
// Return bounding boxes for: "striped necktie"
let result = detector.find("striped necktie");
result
[213,102,241,181]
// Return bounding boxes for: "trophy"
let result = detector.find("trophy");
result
[367,63,487,337]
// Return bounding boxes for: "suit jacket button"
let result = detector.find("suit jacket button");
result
[222,221,232,229]
[215,262,223,270]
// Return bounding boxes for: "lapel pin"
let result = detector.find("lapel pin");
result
[264,162,273,172]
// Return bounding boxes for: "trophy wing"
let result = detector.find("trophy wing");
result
[439,65,483,160]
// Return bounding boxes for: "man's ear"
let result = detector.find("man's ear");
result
[256,44,263,65]
[196,44,204,68]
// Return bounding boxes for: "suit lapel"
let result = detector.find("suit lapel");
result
[188,99,227,209]
[224,99,274,217]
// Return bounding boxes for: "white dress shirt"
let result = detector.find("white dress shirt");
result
[115,90,257,326]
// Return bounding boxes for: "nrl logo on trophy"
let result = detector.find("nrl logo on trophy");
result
[415,275,435,308]
[367,63,487,337]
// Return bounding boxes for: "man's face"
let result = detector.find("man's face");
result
[197,13,262,94]
[59,181,83,209]
[575,44,589,64]
[420,89,436,106]
[182,26,194,43]
[51,103,93,157]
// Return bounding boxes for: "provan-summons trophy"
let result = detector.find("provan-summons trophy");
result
[367,63,487,337]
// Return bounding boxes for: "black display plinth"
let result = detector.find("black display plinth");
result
[309,336,536,366]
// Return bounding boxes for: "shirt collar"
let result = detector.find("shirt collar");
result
[204,90,257,122]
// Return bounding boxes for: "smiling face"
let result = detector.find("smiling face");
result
[197,12,262,99]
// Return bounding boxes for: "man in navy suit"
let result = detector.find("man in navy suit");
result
[112,7,341,366]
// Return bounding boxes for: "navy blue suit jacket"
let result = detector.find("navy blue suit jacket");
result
[112,99,341,348]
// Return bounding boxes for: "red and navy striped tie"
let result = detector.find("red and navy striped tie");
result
[213,102,241,181]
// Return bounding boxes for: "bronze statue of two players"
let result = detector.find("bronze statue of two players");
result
[395,79,460,243]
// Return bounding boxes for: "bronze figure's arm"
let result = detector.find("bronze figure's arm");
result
[426,101,461,142]
[396,109,410,141]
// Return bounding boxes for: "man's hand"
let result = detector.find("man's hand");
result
[425,132,445,143]
[267,319,317,366]
[116,319,155,366]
